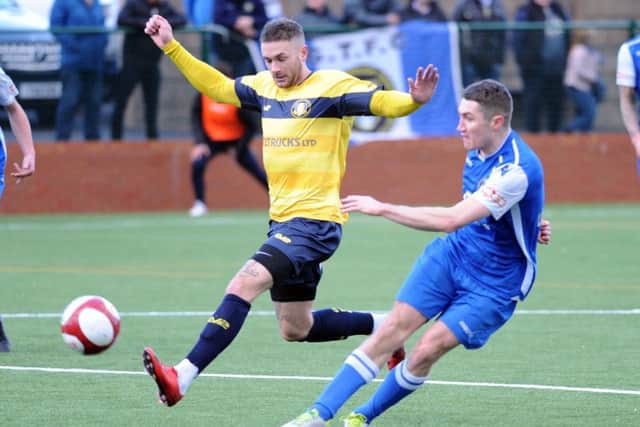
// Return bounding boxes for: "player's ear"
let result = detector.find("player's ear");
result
[300,44,308,62]
[490,114,505,129]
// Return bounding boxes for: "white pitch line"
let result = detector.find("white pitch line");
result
[1,365,639,397]
[3,309,640,319]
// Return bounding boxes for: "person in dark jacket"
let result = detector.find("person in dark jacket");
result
[343,0,402,28]
[453,0,507,87]
[50,0,108,141]
[111,0,186,140]
[293,0,343,38]
[399,0,447,23]
[513,0,571,133]
[213,0,268,77]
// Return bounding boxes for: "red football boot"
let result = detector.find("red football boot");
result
[387,347,406,370]
[142,347,183,407]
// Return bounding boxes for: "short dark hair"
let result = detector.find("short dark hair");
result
[462,79,513,126]
[260,18,305,43]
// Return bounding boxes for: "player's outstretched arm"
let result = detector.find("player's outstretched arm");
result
[6,100,35,183]
[408,64,439,104]
[341,194,489,233]
[369,64,439,118]
[145,15,239,106]
[144,14,175,49]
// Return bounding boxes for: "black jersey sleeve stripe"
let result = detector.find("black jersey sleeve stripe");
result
[234,78,262,112]
[339,90,377,116]
[259,91,377,120]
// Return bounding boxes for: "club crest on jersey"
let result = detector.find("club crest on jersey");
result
[291,99,312,118]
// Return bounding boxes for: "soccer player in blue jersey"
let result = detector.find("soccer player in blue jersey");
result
[141,15,439,407]
[284,79,549,427]
[616,34,640,179]
[0,66,37,352]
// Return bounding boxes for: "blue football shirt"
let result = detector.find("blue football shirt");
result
[616,35,640,100]
[446,130,545,300]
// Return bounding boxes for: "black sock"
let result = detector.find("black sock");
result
[0,317,7,340]
[186,294,251,371]
[303,309,373,342]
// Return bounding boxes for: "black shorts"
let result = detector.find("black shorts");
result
[251,218,342,302]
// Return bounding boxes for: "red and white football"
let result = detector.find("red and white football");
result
[60,295,120,355]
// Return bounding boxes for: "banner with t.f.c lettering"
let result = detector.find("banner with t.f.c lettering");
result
[307,21,462,144]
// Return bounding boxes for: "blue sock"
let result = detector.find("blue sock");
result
[354,360,427,423]
[186,294,251,371]
[312,349,380,420]
[304,309,373,342]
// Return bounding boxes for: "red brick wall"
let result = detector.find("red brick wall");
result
[1,133,638,214]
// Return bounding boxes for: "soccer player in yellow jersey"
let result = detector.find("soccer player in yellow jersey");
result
[141,14,439,408]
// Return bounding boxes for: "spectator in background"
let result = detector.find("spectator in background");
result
[263,0,284,19]
[562,29,603,133]
[0,66,37,352]
[616,33,640,179]
[213,0,268,77]
[400,0,447,23]
[293,0,343,37]
[183,0,215,26]
[453,0,507,87]
[513,0,570,133]
[50,0,108,141]
[111,0,186,141]
[189,64,268,217]
[182,0,218,68]
[343,0,401,28]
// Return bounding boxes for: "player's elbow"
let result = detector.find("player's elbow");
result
[440,216,463,233]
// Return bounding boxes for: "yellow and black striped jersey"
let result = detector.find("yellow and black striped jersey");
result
[235,69,379,223]
[163,39,422,223]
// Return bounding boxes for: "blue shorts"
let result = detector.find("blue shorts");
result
[252,218,342,302]
[396,238,516,349]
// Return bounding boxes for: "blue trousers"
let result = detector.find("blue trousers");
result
[563,86,597,132]
[55,67,103,141]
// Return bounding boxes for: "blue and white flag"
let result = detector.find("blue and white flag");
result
[308,21,462,144]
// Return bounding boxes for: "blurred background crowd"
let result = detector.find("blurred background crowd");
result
[0,0,638,141]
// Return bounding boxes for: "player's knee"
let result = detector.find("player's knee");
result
[279,323,309,342]
[278,316,312,341]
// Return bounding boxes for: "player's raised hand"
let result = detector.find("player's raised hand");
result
[10,152,35,184]
[341,195,385,216]
[144,14,174,49]
[408,64,439,104]
[537,219,552,245]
